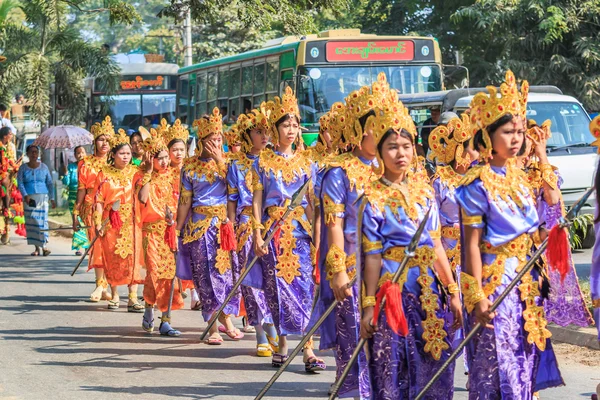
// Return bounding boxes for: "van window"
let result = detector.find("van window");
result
[526,102,592,147]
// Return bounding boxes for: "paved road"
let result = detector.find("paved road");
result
[0,235,598,400]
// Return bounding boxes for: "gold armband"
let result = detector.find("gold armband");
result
[461,209,483,226]
[72,209,80,217]
[539,163,558,190]
[93,210,102,227]
[141,173,152,186]
[251,216,264,230]
[362,295,376,308]
[325,243,347,281]
[446,282,459,295]
[460,272,486,313]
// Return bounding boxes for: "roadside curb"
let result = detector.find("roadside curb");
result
[48,219,73,239]
[548,324,599,350]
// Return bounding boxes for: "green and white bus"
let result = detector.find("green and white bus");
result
[177,29,443,144]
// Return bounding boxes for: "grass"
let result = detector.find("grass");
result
[48,207,73,225]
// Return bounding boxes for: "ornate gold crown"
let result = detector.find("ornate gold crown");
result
[343,72,395,147]
[428,113,474,168]
[236,105,270,152]
[90,116,115,140]
[223,125,241,147]
[108,128,130,149]
[470,70,529,133]
[165,119,189,144]
[590,115,600,153]
[469,70,529,160]
[140,127,167,156]
[367,101,416,147]
[266,87,300,127]
[193,107,223,140]
[322,102,346,149]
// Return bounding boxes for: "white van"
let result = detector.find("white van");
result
[453,93,597,214]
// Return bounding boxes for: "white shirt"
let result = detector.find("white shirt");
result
[0,118,16,134]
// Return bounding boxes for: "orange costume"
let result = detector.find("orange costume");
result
[138,166,184,312]
[94,140,143,287]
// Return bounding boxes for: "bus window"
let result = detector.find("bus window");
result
[197,73,207,103]
[253,94,265,109]
[229,98,240,121]
[266,60,279,93]
[98,94,142,130]
[254,63,266,95]
[178,77,189,121]
[196,102,207,117]
[242,66,253,95]
[230,68,241,97]
[219,69,230,98]
[207,71,218,103]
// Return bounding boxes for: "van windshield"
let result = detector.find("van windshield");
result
[526,102,593,147]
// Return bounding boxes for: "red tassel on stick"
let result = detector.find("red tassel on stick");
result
[109,209,122,231]
[314,249,320,285]
[164,224,177,251]
[373,280,409,336]
[547,225,570,282]
[220,220,237,251]
[272,227,282,255]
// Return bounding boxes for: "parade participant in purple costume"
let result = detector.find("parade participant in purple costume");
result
[360,96,462,400]
[175,107,242,345]
[588,115,600,342]
[226,105,279,357]
[519,120,593,328]
[456,70,564,399]
[251,87,325,370]
[314,74,395,398]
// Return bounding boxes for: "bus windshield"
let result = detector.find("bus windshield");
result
[297,64,441,125]
[93,94,177,131]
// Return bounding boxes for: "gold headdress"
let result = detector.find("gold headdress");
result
[90,116,115,140]
[165,119,190,145]
[320,102,346,150]
[343,72,395,147]
[236,104,270,152]
[469,70,529,161]
[193,107,223,140]
[265,87,300,144]
[223,125,241,148]
[590,115,600,153]
[428,113,474,168]
[140,127,167,156]
[107,128,130,149]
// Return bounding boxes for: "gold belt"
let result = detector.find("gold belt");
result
[236,207,253,252]
[263,203,312,285]
[184,205,227,245]
[379,245,447,361]
[241,206,252,216]
[441,226,460,240]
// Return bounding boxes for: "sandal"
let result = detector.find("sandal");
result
[224,328,244,341]
[159,319,181,337]
[271,353,288,368]
[89,285,104,303]
[30,251,39,256]
[266,333,279,353]
[304,355,326,373]
[75,251,82,256]
[107,299,120,310]
[42,249,51,257]
[127,293,144,313]
[142,316,154,333]
[191,300,202,311]
[256,343,272,357]
[243,325,256,333]
[205,333,223,345]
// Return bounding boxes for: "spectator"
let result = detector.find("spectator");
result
[0,104,16,134]
[129,131,144,166]
[417,106,441,156]
[17,145,55,256]
[61,145,90,256]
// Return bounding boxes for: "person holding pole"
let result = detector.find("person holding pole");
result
[359,95,462,399]
[175,108,241,345]
[137,127,183,336]
[250,87,325,371]
[455,70,564,398]
[94,129,144,311]
[75,117,111,302]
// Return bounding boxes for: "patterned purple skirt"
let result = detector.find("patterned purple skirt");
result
[236,237,273,326]
[188,225,241,321]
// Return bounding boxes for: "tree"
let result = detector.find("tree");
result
[0,0,139,124]
[452,0,600,110]
[161,0,350,35]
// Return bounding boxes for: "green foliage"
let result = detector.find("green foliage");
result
[569,213,594,250]
[161,0,350,35]
[0,0,133,124]
[452,0,600,111]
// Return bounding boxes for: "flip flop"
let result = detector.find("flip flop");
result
[159,321,181,337]
[304,356,327,373]
[42,249,51,257]
[256,343,272,357]
[205,335,223,345]
[191,300,202,311]
[128,302,145,313]
[224,328,244,341]
[30,251,39,256]
[266,333,279,353]
[107,300,120,310]
[142,316,154,333]
[243,325,256,333]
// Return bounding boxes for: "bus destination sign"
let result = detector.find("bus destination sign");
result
[120,75,165,90]
[325,41,415,62]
